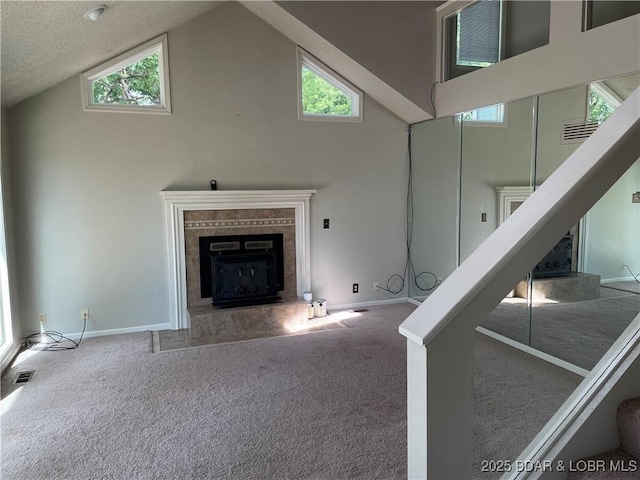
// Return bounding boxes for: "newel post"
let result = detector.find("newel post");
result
[406,320,475,479]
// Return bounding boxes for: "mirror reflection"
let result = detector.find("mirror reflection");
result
[410,72,640,370]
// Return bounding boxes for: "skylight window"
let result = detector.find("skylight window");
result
[297,48,363,122]
[81,34,171,114]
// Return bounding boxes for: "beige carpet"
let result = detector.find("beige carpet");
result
[1,303,580,479]
[480,291,639,369]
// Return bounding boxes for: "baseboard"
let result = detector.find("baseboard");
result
[601,276,634,284]
[59,323,172,341]
[476,326,590,377]
[329,297,410,311]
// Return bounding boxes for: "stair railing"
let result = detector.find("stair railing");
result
[399,87,640,479]
[504,312,640,480]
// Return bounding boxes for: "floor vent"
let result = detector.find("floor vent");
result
[353,308,369,313]
[14,370,34,384]
[562,119,599,144]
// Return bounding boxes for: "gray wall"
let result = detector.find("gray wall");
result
[7,2,409,336]
[410,117,460,298]
[278,1,438,115]
[459,97,537,261]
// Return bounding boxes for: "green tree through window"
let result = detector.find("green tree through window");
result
[301,66,353,116]
[588,89,616,124]
[92,54,160,106]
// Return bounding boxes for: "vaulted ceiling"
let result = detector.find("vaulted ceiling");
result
[1,0,441,122]
[1,1,223,108]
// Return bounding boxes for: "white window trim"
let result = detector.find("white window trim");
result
[81,34,171,114]
[437,0,508,83]
[590,82,623,109]
[297,47,363,122]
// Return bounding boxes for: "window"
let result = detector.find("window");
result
[456,0,503,67]
[588,83,620,124]
[81,34,171,114]
[583,1,640,31]
[446,0,504,80]
[442,0,550,81]
[297,48,363,122]
[455,104,506,125]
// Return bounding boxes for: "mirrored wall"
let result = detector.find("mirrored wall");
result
[410,72,640,370]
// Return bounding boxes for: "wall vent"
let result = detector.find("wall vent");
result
[13,370,34,384]
[562,119,599,144]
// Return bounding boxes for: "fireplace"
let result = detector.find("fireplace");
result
[199,233,284,307]
[160,189,315,330]
[532,235,573,278]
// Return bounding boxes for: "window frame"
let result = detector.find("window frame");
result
[586,82,621,124]
[80,34,171,114]
[297,47,363,123]
[454,103,508,127]
[442,0,507,81]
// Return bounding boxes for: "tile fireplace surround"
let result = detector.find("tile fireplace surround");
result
[160,190,316,330]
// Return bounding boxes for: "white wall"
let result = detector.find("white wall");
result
[584,161,640,281]
[7,2,409,336]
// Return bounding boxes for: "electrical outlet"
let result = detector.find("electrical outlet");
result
[374,282,380,291]
[38,312,47,324]
[632,192,640,203]
[81,308,89,320]
[352,283,359,294]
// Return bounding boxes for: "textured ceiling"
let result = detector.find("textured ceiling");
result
[1,1,222,108]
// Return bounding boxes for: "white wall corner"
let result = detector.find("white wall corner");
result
[238,0,432,124]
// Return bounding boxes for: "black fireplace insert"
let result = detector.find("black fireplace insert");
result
[532,235,573,278]
[199,234,284,307]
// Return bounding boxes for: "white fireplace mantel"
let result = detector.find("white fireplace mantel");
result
[160,190,316,329]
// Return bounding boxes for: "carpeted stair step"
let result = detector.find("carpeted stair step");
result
[567,397,640,479]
